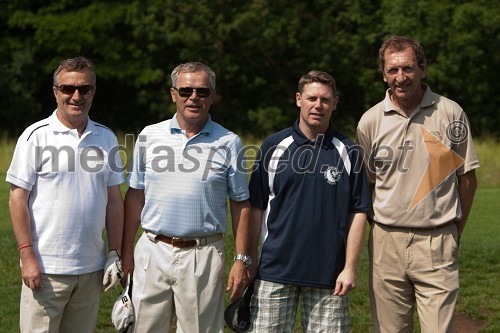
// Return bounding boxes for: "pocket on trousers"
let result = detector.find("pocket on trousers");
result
[430,226,458,269]
[210,240,225,277]
[135,234,152,271]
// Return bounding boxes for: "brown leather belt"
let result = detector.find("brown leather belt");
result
[374,221,456,231]
[147,232,223,248]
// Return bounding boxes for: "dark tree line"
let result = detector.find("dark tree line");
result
[1,0,499,139]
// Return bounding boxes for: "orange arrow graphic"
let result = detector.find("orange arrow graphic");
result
[409,126,465,209]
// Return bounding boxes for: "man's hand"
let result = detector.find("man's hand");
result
[103,250,122,292]
[227,260,249,301]
[120,250,134,281]
[333,268,356,296]
[20,247,42,290]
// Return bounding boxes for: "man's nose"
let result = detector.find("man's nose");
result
[396,69,406,82]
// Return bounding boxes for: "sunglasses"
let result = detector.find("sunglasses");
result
[173,87,211,98]
[55,84,95,95]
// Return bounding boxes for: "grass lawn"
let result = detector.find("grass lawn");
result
[0,178,498,332]
[0,135,498,332]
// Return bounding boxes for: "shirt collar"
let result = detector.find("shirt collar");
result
[383,83,436,113]
[49,110,94,135]
[292,119,336,148]
[169,113,213,135]
[419,84,436,108]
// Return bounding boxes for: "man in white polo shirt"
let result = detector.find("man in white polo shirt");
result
[122,62,251,332]
[6,56,124,333]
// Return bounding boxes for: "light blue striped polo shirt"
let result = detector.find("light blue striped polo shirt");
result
[127,114,249,238]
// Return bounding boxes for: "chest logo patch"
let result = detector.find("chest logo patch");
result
[324,166,341,185]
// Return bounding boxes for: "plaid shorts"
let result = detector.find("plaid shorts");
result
[249,279,349,333]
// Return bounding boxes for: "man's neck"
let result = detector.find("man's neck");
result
[391,86,425,117]
[56,111,88,137]
[175,114,208,138]
[298,122,328,142]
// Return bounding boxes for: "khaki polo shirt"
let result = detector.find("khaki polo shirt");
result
[356,85,479,228]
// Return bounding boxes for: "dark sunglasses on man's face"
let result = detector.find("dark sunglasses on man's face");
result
[55,84,95,95]
[173,87,211,98]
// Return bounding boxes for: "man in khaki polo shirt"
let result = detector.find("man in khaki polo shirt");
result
[357,35,479,333]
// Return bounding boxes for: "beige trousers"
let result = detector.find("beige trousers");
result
[369,222,459,333]
[131,232,225,333]
[20,270,103,333]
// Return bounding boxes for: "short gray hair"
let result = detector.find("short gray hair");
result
[171,62,216,89]
[53,56,96,86]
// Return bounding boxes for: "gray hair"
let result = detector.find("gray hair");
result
[53,56,96,86]
[171,62,216,89]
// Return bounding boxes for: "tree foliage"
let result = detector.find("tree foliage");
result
[1,0,498,138]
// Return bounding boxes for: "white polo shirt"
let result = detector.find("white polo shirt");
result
[6,111,124,275]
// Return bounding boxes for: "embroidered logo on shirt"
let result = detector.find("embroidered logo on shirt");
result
[324,166,341,185]
[431,131,441,140]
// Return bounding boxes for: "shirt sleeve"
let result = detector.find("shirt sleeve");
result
[347,143,372,213]
[226,136,250,201]
[453,111,480,175]
[5,135,36,191]
[106,135,125,186]
[355,124,376,186]
[126,130,146,189]
[248,139,272,210]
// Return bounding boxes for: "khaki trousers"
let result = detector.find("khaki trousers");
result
[131,232,225,333]
[20,270,103,333]
[369,222,459,333]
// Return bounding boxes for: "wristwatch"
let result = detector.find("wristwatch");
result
[234,254,252,268]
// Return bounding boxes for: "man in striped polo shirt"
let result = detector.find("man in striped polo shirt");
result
[122,62,251,332]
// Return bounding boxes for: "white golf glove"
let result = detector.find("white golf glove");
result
[103,250,123,292]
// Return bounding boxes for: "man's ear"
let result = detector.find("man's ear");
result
[421,65,427,79]
[53,86,59,100]
[170,87,176,103]
[382,72,388,83]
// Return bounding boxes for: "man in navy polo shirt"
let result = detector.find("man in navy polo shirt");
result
[245,70,371,332]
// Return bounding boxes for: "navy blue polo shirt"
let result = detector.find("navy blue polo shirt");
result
[249,120,371,288]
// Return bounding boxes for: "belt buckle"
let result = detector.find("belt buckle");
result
[146,231,158,243]
[196,237,207,247]
[171,237,182,247]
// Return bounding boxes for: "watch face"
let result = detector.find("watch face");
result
[236,254,252,267]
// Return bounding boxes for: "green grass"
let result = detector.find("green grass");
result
[1,181,499,332]
[1,135,499,332]
[455,188,500,332]
[0,136,16,176]
[474,137,500,187]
